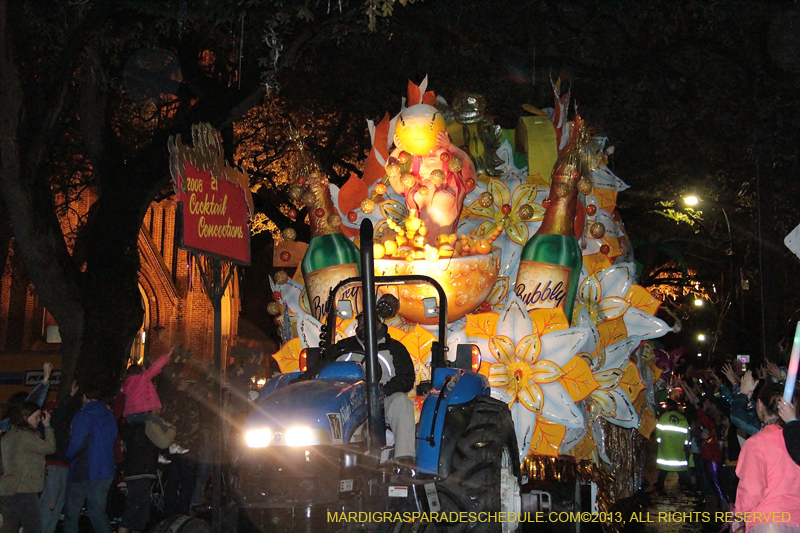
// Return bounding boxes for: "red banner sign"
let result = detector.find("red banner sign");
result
[168,124,253,265]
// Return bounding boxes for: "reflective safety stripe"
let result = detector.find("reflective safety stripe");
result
[656,459,688,466]
[656,423,688,434]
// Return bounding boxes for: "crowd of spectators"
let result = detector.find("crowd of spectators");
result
[0,347,267,533]
[653,355,800,533]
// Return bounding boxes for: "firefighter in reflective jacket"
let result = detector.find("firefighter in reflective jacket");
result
[654,398,691,490]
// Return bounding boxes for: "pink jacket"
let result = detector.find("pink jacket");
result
[735,424,800,531]
[122,352,171,417]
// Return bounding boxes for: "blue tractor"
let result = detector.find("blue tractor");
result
[236,220,521,532]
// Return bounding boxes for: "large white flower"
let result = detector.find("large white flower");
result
[466,291,591,462]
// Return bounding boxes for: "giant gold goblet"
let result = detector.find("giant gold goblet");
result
[375,247,502,324]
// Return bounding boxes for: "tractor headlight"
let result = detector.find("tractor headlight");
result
[286,426,315,447]
[245,428,272,448]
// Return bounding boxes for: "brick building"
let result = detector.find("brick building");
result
[0,194,241,401]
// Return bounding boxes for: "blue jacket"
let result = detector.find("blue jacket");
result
[65,400,118,482]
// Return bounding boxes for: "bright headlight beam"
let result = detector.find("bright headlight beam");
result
[286,426,314,446]
[245,428,272,448]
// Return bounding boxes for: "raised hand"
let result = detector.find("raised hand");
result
[42,410,51,427]
[43,362,53,382]
[766,361,782,380]
[777,398,797,423]
[721,363,739,385]
[739,371,759,399]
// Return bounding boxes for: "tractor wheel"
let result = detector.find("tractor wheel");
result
[435,397,521,533]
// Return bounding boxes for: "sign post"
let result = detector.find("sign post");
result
[169,124,252,533]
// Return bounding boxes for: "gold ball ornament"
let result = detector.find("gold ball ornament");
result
[577,177,593,195]
[429,169,446,186]
[266,302,282,316]
[302,191,317,206]
[386,163,401,178]
[374,183,387,195]
[288,186,304,201]
[360,198,376,214]
[589,222,606,239]
[327,214,342,227]
[478,192,494,208]
[274,271,289,285]
[556,182,572,199]
[418,186,429,196]
[448,157,463,172]
[518,204,535,220]
[281,228,297,241]
[373,243,386,259]
[400,173,416,189]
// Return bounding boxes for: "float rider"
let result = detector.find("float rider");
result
[654,398,691,491]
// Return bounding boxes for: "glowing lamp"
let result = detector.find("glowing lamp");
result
[299,349,308,372]
[694,299,703,307]
[245,428,272,448]
[684,195,700,206]
[697,334,706,341]
[394,104,447,156]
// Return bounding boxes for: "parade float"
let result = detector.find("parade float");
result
[266,78,671,517]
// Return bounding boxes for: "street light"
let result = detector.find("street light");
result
[694,298,704,307]
[684,195,700,206]
[698,333,707,341]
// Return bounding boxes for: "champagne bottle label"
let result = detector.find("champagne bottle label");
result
[304,263,361,321]
[514,259,572,311]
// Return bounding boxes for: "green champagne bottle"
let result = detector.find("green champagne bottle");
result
[514,140,583,323]
[300,172,361,321]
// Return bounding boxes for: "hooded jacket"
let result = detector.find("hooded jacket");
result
[122,352,170,416]
[65,400,118,482]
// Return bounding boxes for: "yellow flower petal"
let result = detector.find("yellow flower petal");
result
[519,383,544,412]
[516,334,542,364]
[490,336,516,365]
[594,368,624,391]
[529,360,564,384]
[488,364,511,387]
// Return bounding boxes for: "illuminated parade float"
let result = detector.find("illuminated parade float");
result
[267,78,672,514]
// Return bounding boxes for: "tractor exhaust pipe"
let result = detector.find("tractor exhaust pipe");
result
[359,219,385,456]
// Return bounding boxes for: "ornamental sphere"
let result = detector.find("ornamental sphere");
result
[397,151,410,164]
[448,157,463,172]
[418,186,430,196]
[272,291,282,301]
[360,198,376,214]
[465,177,476,193]
[589,222,606,239]
[478,192,494,208]
[302,192,317,206]
[281,228,297,242]
[440,151,451,162]
[267,302,282,316]
[429,169,446,186]
[314,208,325,219]
[288,186,304,201]
[327,214,342,227]
[347,211,358,223]
[279,250,291,262]
[542,198,552,208]
[274,271,289,285]
[586,204,597,216]
[518,204,535,220]
[375,183,387,195]
[501,204,512,215]
[600,244,611,255]
[297,176,307,186]
[287,208,298,220]
[400,173,416,189]
[556,182,572,198]
[577,178,593,195]
[386,163,401,178]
